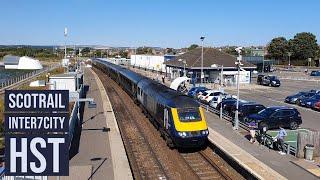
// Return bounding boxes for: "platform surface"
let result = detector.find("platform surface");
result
[66,67,132,180]
[205,111,319,180]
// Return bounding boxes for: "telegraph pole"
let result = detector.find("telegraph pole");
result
[200,36,205,85]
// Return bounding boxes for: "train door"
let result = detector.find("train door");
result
[164,108,169,130]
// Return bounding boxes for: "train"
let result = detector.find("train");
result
[92,58,209,148]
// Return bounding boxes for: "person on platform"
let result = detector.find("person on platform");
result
[248,120,257,143]
[274,126,287,155]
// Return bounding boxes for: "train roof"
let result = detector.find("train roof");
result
[118,67,146,84]
[94,58,146,84]
[138,79,199,108]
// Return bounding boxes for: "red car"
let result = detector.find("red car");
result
[313,101,320,111]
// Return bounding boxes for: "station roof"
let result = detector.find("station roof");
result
[164,48,256,69]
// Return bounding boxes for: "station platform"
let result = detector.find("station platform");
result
[55,67,132,180]
[205,111,319,180]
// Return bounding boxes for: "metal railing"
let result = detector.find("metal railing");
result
[0,64,61,91]
[68,84,85,149]
[201,103,297,156]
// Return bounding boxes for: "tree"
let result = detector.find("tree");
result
[289,32,319,60]
[119,50,128,58]
[223,46,238,56]
[267,37,288,60]
[188,44,199,51]
[136,47,153,54]
[81,47,91,54]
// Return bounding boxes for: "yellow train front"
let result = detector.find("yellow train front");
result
[137,78,208,148]
[169,106,209,148]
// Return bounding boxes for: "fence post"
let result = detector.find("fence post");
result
[287,144,290,155]
[220,104,223,120]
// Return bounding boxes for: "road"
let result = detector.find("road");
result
[226,79,320,130]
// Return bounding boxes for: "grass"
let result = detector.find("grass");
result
[267,129,309,148]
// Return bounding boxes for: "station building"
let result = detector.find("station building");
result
[2,55,43,70]
[164,48,256,85]
[130,54,177,73]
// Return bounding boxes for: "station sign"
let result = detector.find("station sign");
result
[4,90,69,176]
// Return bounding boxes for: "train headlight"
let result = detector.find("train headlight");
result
[178,132,187,137]
[201,130,209,135]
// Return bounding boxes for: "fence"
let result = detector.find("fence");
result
[0,64,61,91]
[68,84,85,149]
[201,103,297,156]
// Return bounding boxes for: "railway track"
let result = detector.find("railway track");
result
[93,67,244,180]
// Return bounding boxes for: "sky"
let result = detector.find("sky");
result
[1,0,319,48]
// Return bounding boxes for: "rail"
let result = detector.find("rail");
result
[201,103,297,156]
[0,64,61,91]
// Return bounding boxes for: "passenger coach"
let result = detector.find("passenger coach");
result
[93,59,209,148]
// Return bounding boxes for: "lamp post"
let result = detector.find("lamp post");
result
[200,36,205,85]
[234,47,243,130]
[64,27,67,59]
[178,59,187,76]
[288,52,292,66]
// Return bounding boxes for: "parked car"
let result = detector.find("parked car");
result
[197,89,211,100]
[187,86,207,97]
[310,89,320,94]
[312,101,320,111]
[310,70,320,76]
[209,94,235,109]
[298,94,320,108]
[200,90,226,104]
[286,92,316,104]
[257,75,281,87]
[230,102,265,122]
[246,107,302,130]
[222,99,249,116]
[216,97,237,110]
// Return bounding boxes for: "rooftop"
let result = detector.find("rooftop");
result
[164,47,256,69]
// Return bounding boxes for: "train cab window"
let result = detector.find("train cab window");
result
[177,108,201,122]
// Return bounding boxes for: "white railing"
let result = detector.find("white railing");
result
[0,64,61,91]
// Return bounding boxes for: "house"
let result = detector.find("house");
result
[164,48,256,85]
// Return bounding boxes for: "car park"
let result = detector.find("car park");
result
[246,106,302,130]
[230,102,265,122]
[310,70,320,76]
[298,94,320,108]
[257,74,281,87]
